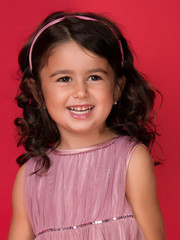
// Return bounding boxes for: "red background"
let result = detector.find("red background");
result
[0,0,179,239]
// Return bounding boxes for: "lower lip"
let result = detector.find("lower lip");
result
[68,108,94,120]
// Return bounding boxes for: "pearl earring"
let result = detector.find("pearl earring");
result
[114,101,117,105]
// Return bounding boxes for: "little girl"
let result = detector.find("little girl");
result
[8,11,165,239]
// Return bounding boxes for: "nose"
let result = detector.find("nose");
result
[73,80,89,99]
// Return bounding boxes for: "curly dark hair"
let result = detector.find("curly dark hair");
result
[15,11,161,171]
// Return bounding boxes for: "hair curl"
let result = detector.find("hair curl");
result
[15,11,161,172]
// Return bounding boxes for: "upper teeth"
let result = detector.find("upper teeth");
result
[68,106,93,113]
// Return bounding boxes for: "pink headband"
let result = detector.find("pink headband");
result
[29,15,124,72]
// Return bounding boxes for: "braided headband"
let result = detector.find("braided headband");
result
[29,15,124,72]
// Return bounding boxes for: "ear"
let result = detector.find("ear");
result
[114,76,126,102]
[27,78,44,107]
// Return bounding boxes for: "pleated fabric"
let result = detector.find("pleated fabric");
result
[24,136,145,239]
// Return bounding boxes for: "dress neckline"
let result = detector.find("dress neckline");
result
[52,135,121,155]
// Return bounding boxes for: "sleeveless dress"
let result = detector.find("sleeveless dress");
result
[24,135,145,239]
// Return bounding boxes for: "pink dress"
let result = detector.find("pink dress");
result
[24,136,145,239]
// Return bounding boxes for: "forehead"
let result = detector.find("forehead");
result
[41,40,114,75]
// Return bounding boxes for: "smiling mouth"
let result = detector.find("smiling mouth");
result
[67,106,94,115]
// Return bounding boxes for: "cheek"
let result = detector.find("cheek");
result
[42,86,63,105]
[102,87,114,103]
[95,88,114,113]
[94,82,114,98]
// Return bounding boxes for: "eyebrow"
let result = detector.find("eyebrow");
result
[50,68,109,77]
[87,68,108,75]
[50,70,73,77]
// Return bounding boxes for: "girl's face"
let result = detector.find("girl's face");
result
[40,40,120,142]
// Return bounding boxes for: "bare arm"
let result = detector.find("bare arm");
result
[8,164,35,240]
[126,145,165,240]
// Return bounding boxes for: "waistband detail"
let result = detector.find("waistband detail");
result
[36,214,134,237]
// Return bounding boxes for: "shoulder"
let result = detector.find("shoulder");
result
[8,163,35,239]
[12,164,26,197]
[128,143,152,166]
[114,135,140,151]
[113,136,152,179]
[114,136,142,166]
[126,144,154,184]
[126,144,155,199]
[12,159,37,217]
[24,156,42,176]
[11,163,29,217]
[126,145,165,239]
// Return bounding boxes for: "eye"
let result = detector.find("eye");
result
[88,75,102,81]
[57,76,72,82]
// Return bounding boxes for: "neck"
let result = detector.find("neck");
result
[56,128,118,150]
